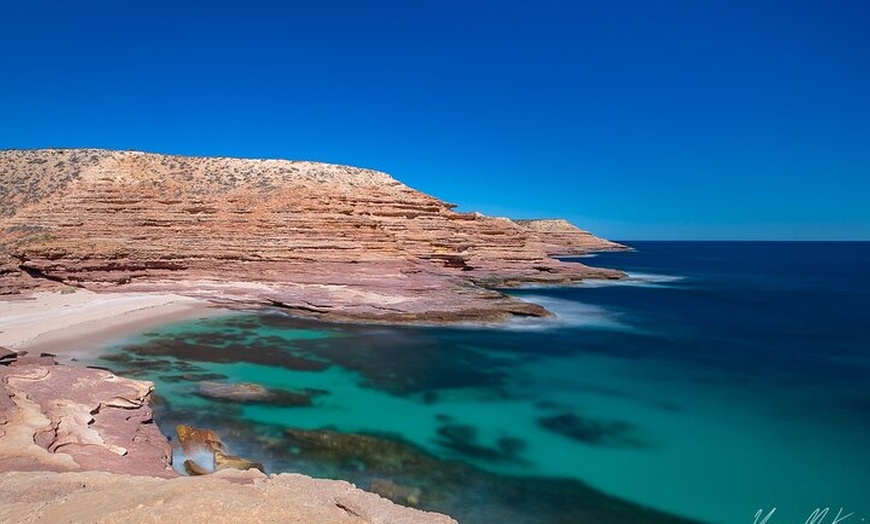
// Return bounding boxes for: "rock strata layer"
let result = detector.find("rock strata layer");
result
[0,149,626,322]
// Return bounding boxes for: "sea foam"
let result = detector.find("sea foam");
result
[578,272,684,288]
[505,295,631,331]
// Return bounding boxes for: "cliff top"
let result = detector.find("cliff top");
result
[0,148,407,218]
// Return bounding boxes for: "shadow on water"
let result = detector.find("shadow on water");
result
[537,413,654,449]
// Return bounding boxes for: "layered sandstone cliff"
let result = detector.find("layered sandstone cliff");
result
[0,149,625,322]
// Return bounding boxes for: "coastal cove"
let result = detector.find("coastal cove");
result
[1,150,867,523]
[81,241,870,524]
[2,0,867,519]
[0,148,634,523]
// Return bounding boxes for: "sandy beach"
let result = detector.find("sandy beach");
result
[0,289,225,361]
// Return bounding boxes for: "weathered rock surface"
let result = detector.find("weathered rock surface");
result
[0,469,458,524]
[0,357,174,477]
[0,149,626,322]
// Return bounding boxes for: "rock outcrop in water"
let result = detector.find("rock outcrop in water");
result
[0,149,626,322]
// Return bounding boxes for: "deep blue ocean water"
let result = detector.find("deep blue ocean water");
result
[94,242,870,524]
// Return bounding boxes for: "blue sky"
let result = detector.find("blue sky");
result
[1,1,868,239]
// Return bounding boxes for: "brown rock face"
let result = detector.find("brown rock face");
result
[0,358,174,477]
[0,149,625,322]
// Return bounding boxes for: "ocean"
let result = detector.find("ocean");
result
[93,241,870,524]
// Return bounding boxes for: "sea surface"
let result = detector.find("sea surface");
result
[93,242,870,524]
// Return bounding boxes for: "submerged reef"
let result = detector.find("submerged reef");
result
[258,425,699,524]
[93,313,703,524]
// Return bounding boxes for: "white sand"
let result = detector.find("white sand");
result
[0,289,225,360]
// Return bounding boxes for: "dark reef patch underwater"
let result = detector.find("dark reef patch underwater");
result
[95,242,870,524]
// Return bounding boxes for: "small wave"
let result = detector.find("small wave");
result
[626,272,684,283]
[504,295,631,331]
[579,272,684,288]
[560,253,598,259]
[172,447,216,475]
[505,272,684,291]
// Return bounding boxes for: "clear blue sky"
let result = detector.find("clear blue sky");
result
[2,1,868,240]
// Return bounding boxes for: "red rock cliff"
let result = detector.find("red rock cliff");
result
[0,149,625,322]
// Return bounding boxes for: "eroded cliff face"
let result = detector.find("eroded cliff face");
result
[0,149,625,321]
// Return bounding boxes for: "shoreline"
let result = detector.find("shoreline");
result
[0,288,460,524]
[0,289,228,362]
[0,286,695,524]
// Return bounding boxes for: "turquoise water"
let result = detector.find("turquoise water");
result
[93,242,870,524]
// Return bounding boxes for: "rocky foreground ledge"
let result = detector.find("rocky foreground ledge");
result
[0,350,455,524]
[0,149,626,323]
[0,469,456,524]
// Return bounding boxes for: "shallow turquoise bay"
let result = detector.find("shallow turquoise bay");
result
[93,242,870,524]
